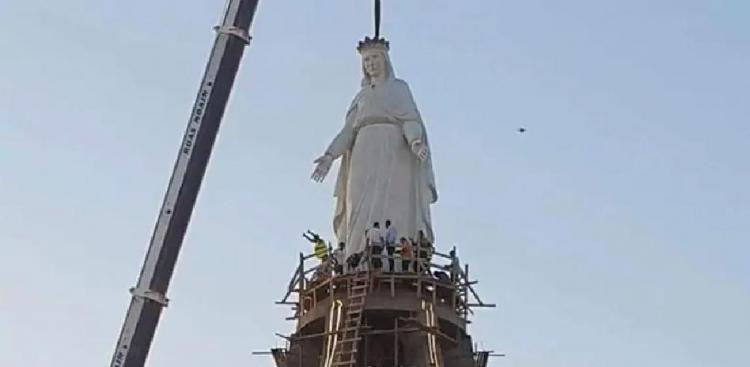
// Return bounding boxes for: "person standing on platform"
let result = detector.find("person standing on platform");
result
[303,230,328,262]
[384,219,397,271]
[399,237,413,272]
[333,242,346,275]
[367,222,384,270]
[447,249,461,283]
[416,230,432,273]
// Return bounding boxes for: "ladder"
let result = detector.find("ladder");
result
[330,273,370,367]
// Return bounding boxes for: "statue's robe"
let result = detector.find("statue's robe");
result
[325,77,437,259]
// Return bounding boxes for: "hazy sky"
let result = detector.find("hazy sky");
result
[1,1,748,366]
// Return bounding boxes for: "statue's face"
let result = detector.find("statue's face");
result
[363,51,385,79]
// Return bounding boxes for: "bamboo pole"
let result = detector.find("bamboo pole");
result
[464,264,469,321]
[394,318,399,366]
[298,252,304,317]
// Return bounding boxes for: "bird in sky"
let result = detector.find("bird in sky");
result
[517,127,526,133]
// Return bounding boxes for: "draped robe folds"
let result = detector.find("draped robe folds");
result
[325,78,437,259]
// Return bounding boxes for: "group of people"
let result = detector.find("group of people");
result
[302,222,469,315]
[323,220,434,275]
[362,219,433,274]
[305,221,455,283]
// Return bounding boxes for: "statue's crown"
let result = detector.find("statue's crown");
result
[357,36,390,53]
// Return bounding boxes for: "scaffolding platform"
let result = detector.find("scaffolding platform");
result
[268,243,495,367]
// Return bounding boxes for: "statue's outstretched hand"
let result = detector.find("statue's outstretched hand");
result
[311,154,333,182]
[411,141,429,162]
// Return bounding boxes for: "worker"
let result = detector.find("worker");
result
[312,254,333,282]
[433,270,452,304]
[434,270,450,283]
[302,230,328,260]
[367,222,384,270]
[446,249,461,283]
[347,252,363,273]
[315,240,327,260]
[416,230,432,273]
[333,242,345,275]
[399,237,413,272]
[384,219,397,272]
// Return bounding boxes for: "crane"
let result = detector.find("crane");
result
[109,1,260,366]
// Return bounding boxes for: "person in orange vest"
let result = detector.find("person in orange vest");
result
[398,237,413,272]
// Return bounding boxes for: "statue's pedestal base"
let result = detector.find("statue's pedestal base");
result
[273,264,492,367]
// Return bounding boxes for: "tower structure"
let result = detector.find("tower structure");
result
[271,245,494,367]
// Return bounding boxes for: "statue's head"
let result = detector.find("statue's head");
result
[357,37,393,86]
[362,49,386,79]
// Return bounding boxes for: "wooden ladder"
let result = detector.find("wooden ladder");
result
[330,273,369,367]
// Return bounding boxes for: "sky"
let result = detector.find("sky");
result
[1,0,748,366]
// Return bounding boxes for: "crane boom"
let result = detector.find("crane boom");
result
[110,1,260,366]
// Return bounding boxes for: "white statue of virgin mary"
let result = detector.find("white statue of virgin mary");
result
[312,38,437,259]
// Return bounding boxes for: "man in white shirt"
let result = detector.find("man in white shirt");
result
[367,222,384,270]
[447,249,461,283]
[384,219,397,271]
